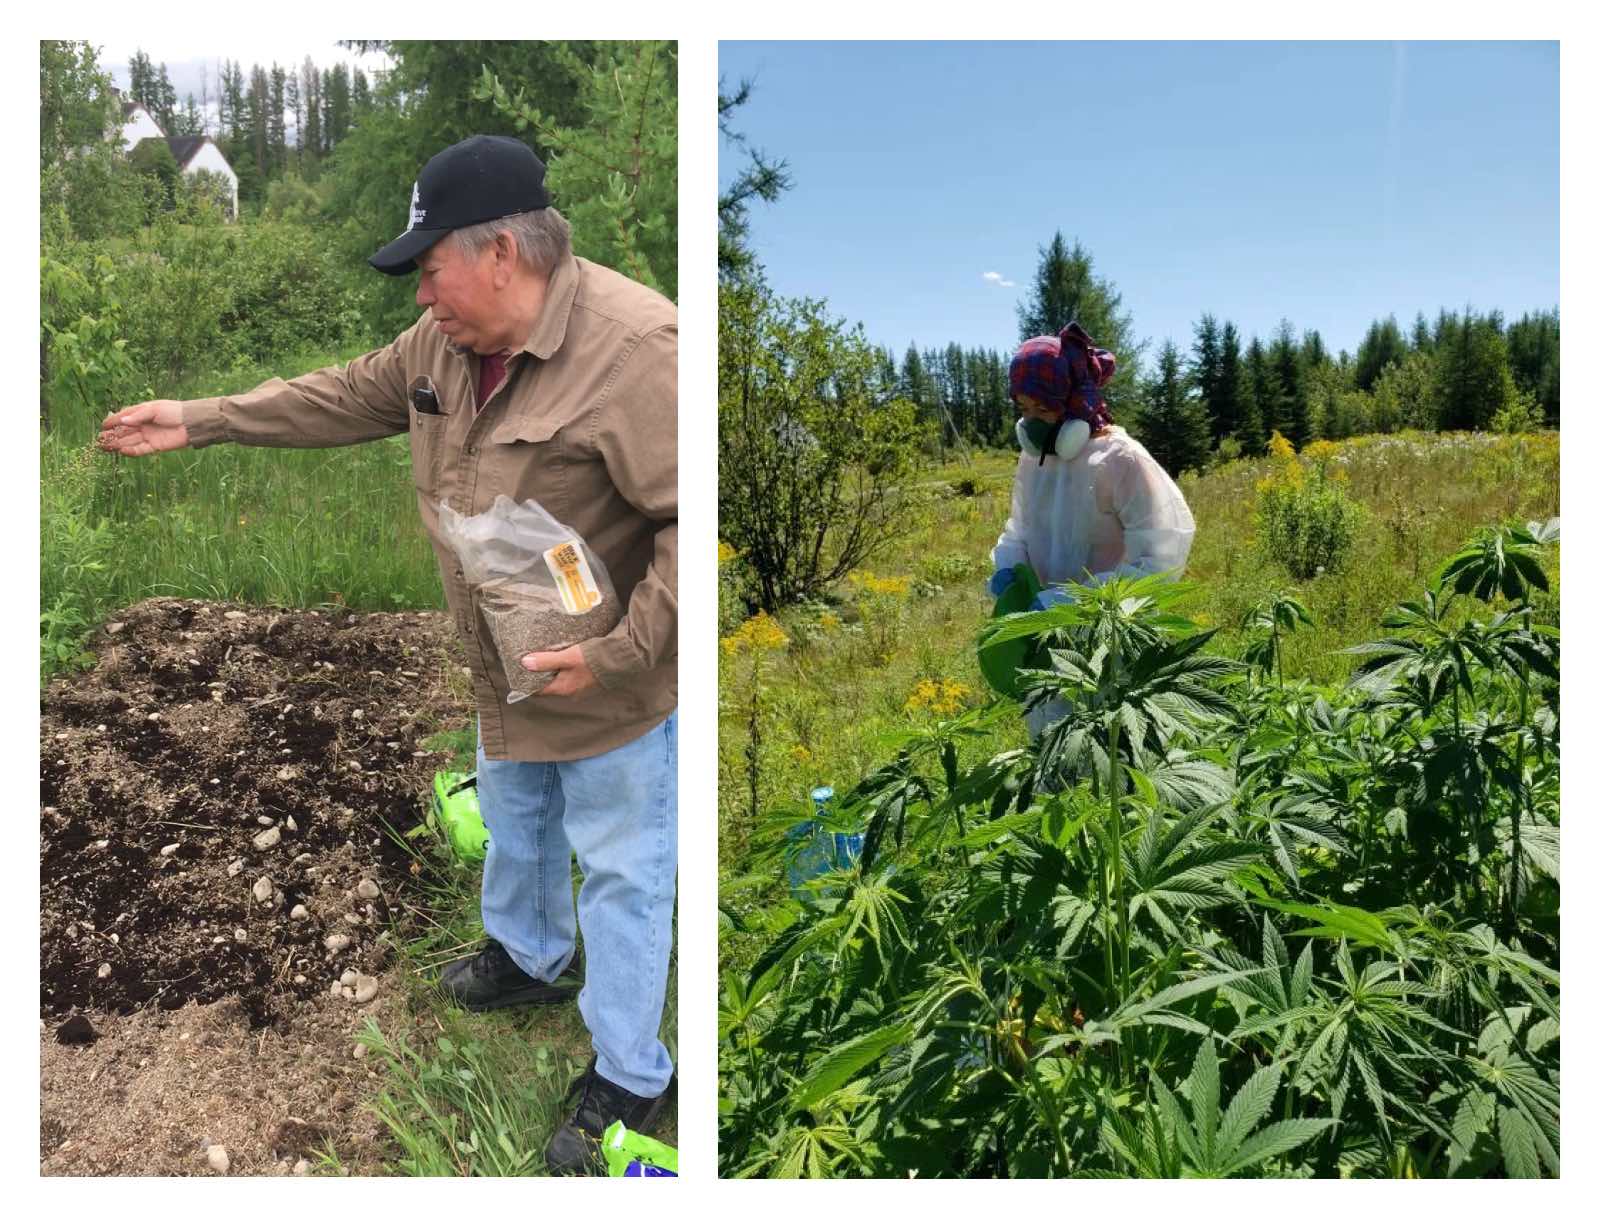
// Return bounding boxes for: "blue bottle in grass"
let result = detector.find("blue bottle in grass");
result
[786,786,864,899]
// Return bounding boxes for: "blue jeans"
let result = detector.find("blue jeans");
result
[475,711,677,1097]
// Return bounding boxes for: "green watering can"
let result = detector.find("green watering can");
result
[979,562,1046,700]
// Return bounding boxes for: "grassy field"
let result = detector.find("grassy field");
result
[716,430,1560,968]
[39,352,675,1175]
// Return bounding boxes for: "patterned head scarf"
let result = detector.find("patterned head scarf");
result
[1008,321,1116,431]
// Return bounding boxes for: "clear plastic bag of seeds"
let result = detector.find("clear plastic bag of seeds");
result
[438,496,622,702]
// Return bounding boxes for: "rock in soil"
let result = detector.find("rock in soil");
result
[252,826,281,851]
[206,1144,231,1174]
[55,1015,98,1046]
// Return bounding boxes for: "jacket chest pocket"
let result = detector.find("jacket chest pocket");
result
[409,404,448,494]
[487,413,570,507]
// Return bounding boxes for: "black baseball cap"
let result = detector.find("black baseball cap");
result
[368,135,551,276]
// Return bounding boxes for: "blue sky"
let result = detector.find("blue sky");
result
[718,40,1559,370]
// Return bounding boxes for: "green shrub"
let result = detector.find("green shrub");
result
[918,552,978,586]
[1490,386,1544,434]
[42,217,380,425]
[1254,458,1365,580]
[40,443,119,677]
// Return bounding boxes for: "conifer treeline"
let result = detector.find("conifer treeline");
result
[890,305,1558,476]
[124,49,373,206]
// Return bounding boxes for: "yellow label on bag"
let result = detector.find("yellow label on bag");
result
[544,541,602,614]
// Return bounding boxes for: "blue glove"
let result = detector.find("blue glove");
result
[987,567,1017,597]
[1030,586,1076,612]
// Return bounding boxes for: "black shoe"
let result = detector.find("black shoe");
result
[544,1057,675,1175]
[437,939,581,1011]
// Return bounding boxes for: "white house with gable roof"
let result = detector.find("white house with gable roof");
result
[115,94,239,221]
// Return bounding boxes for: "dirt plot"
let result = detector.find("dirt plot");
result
[40,597,472,1175]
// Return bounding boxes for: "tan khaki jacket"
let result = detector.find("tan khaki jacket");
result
[181,253,677,762]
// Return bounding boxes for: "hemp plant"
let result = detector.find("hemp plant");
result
[982,575,1244,1042]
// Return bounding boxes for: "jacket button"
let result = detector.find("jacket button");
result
[455,569,464,580]
[466,444,478,455]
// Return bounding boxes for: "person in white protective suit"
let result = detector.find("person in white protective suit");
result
[987,322,1196,737]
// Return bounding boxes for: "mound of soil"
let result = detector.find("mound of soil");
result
[40,598,474,1174]
[41,598,468,1027]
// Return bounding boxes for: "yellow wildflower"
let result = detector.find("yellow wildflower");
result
[1267,431,1296,460]
[722,611,790,656]
[717,540,737,564]
[849,570,911,597]
[818,611,841,632]
[904,678,972,717]
[789,744,813,764]
[1302,439,1339,463]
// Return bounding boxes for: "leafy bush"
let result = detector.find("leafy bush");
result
[1254,454,1365,580]
[719,276,927,610]
[1490,386,1544,434]
[40,443,119,677]
[42,217,378,429]
[178,169,236,223]
[263,173,325,224]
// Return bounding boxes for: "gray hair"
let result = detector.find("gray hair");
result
[451,207,571,276]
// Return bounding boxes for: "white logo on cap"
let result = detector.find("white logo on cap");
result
[407,182,427,231]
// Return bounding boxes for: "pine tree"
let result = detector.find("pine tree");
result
[1215,321,1245,447]
[1240,337,1277,454]
[155,63,178,134]
[1190,313,1223,447]
[267,65,287,174]
[1435,309,1517,431]
[1139,341,1210,476]
[943,343,970,440]
[319,67,333,155]
[1505,309,1559,426]
[1271,319,1311,447]
[1016,232,1141,415]
[1411,310,1433,353]
[718,76,791,281]
[300,58,322,178]
[222,60,246,145]
[352,68,370,119]
[325,63,351,148]
[285,71,302,171]
[1353,315,1407,392]
[128,50,154,116]
[177,94,202,137]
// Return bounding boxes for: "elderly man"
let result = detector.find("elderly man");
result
[98,135,677,1174]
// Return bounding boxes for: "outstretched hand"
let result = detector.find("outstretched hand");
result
[98,400,189,457]
[521,645,599,696]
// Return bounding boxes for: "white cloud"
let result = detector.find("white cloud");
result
[982,271,1016,288]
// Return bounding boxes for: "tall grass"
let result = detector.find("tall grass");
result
[39,344,442,678]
